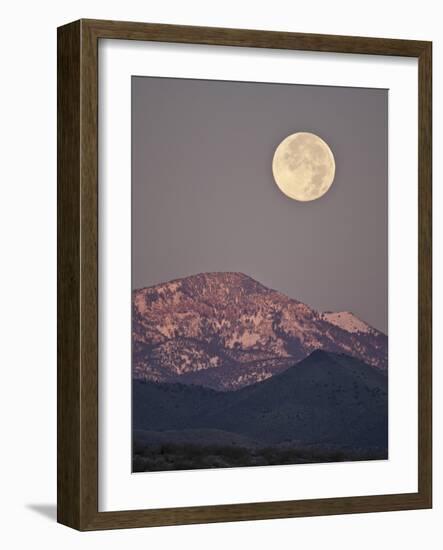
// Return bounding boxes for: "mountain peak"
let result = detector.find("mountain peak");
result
[306,349,336,360]
[135,272,271,296]
[320,311,379,335]
[184,271,269,290]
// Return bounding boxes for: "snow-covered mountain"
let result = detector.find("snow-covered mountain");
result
[132,272,387,391]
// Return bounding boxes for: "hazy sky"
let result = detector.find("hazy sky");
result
[132,77,388,333]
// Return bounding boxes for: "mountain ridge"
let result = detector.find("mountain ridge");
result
[133,272,387,390]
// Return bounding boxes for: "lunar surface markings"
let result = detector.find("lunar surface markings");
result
[272,132,336,202]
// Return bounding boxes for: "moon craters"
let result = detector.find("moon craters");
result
[272,132,335,202]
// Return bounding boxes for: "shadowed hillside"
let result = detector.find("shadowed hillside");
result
[133,350,388,471]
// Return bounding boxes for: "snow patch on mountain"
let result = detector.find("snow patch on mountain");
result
[321,311,373,334]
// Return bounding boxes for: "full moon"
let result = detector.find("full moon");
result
[272,132,335,202]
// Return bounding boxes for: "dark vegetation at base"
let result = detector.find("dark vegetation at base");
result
[133,442,388,472]
[132,350,388,472]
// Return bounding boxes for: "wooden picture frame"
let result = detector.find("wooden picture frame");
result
[57,18,432,530]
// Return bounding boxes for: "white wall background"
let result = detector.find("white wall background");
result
[0,0,440,547]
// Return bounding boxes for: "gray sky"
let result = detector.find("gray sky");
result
[132,77,388,333]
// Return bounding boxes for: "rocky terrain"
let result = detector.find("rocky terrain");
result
[133,272,387,391]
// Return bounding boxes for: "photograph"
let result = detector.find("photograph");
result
[131,76,389,472]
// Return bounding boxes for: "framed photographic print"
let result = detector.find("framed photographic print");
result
[57,19,432,530]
